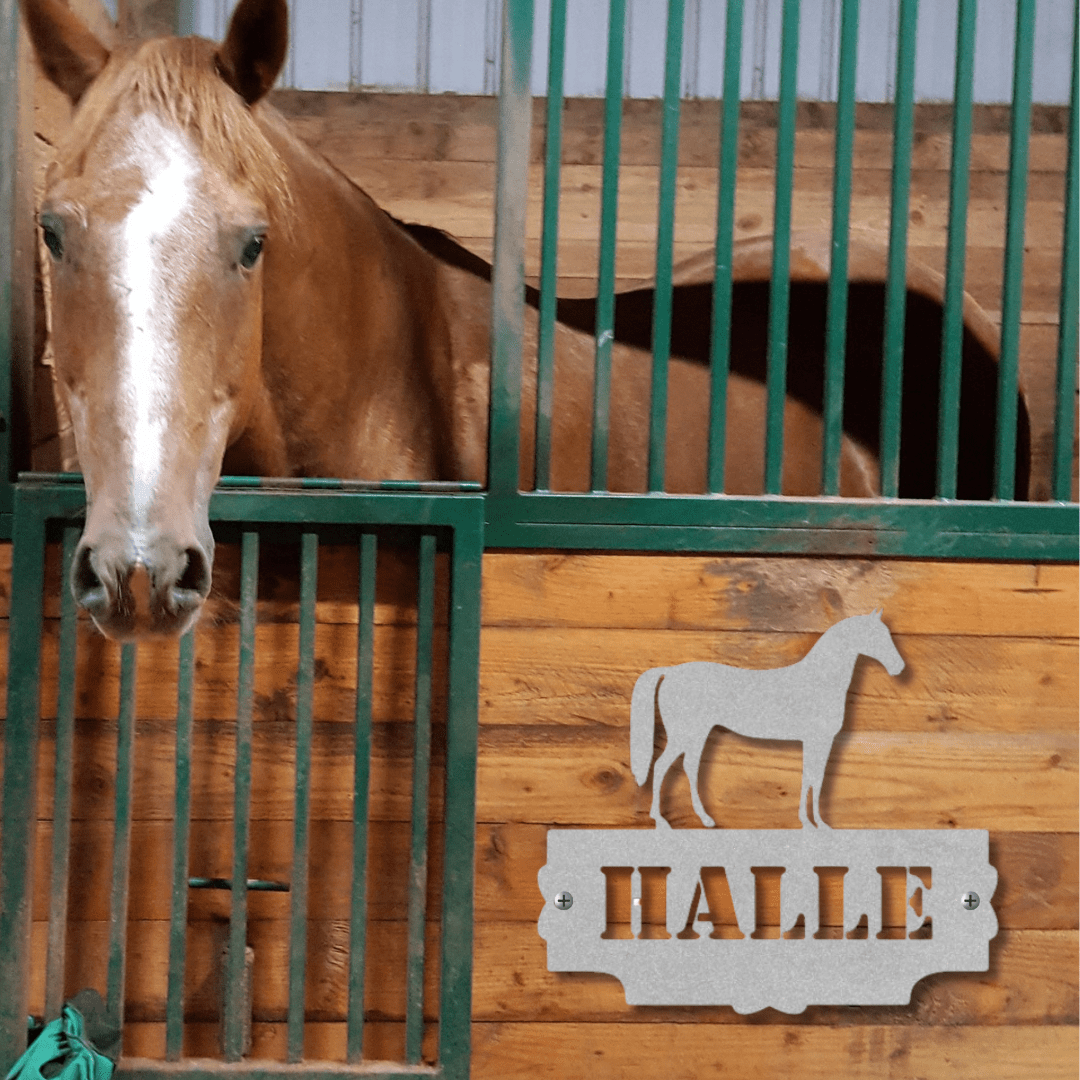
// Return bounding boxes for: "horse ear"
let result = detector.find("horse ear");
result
[21,0,111,104]
[216,0,289,106]
[872,607,883,619]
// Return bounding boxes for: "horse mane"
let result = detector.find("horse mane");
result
[54,35,290,212]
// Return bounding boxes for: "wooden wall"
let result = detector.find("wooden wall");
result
[1,548,1077,1077]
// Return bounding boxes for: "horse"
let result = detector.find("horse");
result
[630,609,905,830]
[23,0,879,640]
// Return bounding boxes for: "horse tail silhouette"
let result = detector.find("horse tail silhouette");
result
[630,667,667,785]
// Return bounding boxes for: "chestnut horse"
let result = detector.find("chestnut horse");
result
[23,0,877,640]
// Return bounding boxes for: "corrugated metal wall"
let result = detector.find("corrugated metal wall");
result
[141,0,1075,103]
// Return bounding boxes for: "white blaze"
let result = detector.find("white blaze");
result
[115,114,199,522]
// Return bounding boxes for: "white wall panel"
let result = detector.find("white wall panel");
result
[180,0,1072,103]
[430,0,494,93]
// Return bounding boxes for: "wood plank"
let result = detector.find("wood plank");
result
[273,92,1069,174]
[120,1023,435,1065]
[30,719,442,824]
[25,721,1075,830]
[33,619,445,724]
[470,927,1077,1026]
[478,629,1078,733]
[25,919,445,1025]
[26,623,1075,730]
[479,556,1079,637]
[23,921,1077,1027]
[468,1023,1078,1080]
[26,819,1077,931]
[331,155,1066,207]
[475,728,1077,832]
[27,818,443,924]
[472,826,1077,931]
[342,160,1068,252]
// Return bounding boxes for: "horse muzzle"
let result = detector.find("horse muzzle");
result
[72,535,213,641]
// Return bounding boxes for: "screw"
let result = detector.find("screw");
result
[961,891,980,910]
[554,891,573,910]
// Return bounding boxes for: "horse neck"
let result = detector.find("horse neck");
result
[241,107,456,480]
[802,621,864,679]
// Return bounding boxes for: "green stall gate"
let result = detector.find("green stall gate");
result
[1,1,1077,1079]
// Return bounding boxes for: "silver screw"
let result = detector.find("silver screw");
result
[554,891,573,910]
[961,891,980,910]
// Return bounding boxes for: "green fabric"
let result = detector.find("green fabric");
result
[6,999,114,1080]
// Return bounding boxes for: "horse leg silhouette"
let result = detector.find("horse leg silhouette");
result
[682,737,715,828]
[648,741,683,828]
[799,734,836,829]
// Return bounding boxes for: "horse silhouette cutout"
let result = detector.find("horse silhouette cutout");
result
[630,610,905,829]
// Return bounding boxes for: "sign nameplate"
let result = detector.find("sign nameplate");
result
[537,612,999,1014]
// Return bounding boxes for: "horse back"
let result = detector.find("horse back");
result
[658,659,850,742]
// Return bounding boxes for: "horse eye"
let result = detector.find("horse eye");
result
[239,234,264,269]
[41,220,64,261]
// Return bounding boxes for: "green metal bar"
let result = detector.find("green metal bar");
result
[223,532,258,1061]
[486,0,535,496]
[879,0,920,497]
[591,0,627,491]
[708,0,744,492]
[0,499,46,1071]
[996,0,1036,500]
[0,0,17,500]
[764,0,801,494]
[936,0,977,499]
[173,0,196,35]
[647,0,686,492]
[187,878,287,893]
[118,1066,439,1080]
[44,528,80,1019]
[534,0,568,491]
[346,531,377,1064]
[1054,0,1079,502]
[165,630,196,1061]
[481,489,1077,558]
[822,0,860,496]
[405,533,437,1065]
[287,533,318,1062]
[106,644,138,1025]
[436,514,484,1080]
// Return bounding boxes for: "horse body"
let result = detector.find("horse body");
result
[24,0,879,640]
[630,610,905,829]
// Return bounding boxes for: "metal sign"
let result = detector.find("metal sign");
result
[537,612,998,1014]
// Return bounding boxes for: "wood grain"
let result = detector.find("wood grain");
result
[478,628,1077,733]
[22,922,1077,1028]
[22,719,1075,830]
[475,727,1075,831]
[26,820,1077,931]
[479,556,1078,636]
[467,1023,1078,1080]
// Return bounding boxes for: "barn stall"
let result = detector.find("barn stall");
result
[0,2,1077,1079]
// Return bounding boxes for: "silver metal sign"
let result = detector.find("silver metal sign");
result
[537,611,999,1014]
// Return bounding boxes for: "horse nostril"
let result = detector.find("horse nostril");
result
[176,545,212,598]
[72,545,108,610]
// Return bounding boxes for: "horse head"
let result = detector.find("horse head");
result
[861,608,905,676]
[23,0,289,639]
